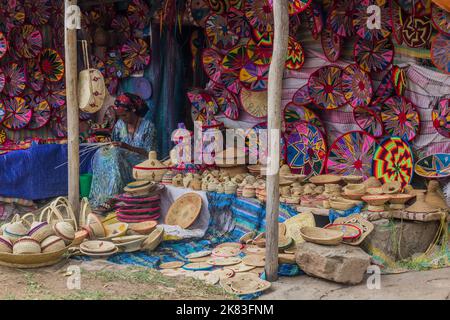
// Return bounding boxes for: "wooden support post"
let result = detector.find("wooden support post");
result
[265,0,289,282]
[65,0,80,221]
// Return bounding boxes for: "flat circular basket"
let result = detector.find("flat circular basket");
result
[302,2,323,40]
[220,68,242,94]
[208,83,240,120]
[2,97,32,130]
[239,61,269,91]
[353,0,391,40]
[3,62,26,97]
[239,87,267,118]
[300,226,343,245]
[27,96,51,130]
[308,65,346,110]
[121,38,151,73]
[324,223,362,240]
[13,24,42,59]
[202,48,223,84]
[431,3,450,36]
[381,96,420,142]
[327,0,354,37]
[291,84,311,106]
[244,0,273,43]
[321,24,342,63]
[353,106,384,137]
[165,193,203,229]
[401,15,432,48]
[354,37,394,73]
[431,33,450,74]
[285,36,304,71]
[27,59,44,92]
[205,13,239,52]
[283,102,325,136]
[372,69,395,107]
[127,0,151,29]
[0,246,68,269]
[341,63,373,108]
[40,48,64,82]
[42,81,66,109]
[390,0,404,45]
[227,8,252,38]
[326,131,378,179]
[50,106,68,138]
[432,98,450,138]
[247,39,272,66]
[220,272,271,295]
[392,65,407,96]
[414,153,450,179]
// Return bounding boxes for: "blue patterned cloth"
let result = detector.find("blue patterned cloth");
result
[88,117,156,208]
[328,204,364,223]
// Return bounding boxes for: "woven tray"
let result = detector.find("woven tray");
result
[0,246,68,269]
[165,193,203,229]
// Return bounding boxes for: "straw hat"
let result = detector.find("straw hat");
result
[406,193,439,213]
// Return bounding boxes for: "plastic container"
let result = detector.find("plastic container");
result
[80,174,93,198]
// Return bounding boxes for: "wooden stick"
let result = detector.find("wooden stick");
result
[65,0,80,221]
[265,0,289,282]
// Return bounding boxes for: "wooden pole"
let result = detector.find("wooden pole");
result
[264,0,289,282]
[65,0,80,221]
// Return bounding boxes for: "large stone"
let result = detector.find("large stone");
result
[295,242,371,285]
[361,219,440,261]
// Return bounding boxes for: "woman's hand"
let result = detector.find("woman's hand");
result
[111,142,146,156]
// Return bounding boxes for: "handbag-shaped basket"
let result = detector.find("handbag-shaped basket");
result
[39,197,78,230]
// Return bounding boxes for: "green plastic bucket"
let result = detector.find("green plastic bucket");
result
[80,173,93,198]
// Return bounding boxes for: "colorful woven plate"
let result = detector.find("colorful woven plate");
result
[321,24,342,63]
[227,8,252,38]
[189,0,211,27]
[327,0,354,37]
[341,63,373,108]
[390,0,404,45]
[127,0,151,29]
[0,100,5,123]
[415,153,450,179]
[111,15,131,43]
[286,122,327,177]
[0,127,6,144]
[0,32,7,59]
[207,83,240,120]
[188,89,220,125]
[40,48,64,82]
[392,65,407,96]
[106,50,130,79]
[3,63,26,97]
[353,106,384,137]
[0,68,5,94]
[24,0,51,25]
[13,24,42,58]
[42,81,66,109]
[353,0,392,40]
[308,65,346,110]
[381,96,420,142]
[372,136,414,188]
[239,61,269,92]
[27,96,51,130]
[431,3,450,36]
[354,37,394,73]
[27,59,44,92]
[220,68,242,95]
[2,97,32,130]
[326,131,378,179]
[284,103,325,136]
[401,15,432,48]
[121,38,151,72]
[239,88,267,119]
[302,2,323,40]
[396,0,431,16]
[245,0,273,42]
[207,0,243,14]
[202,48,223,84]
[3,2,25,32]
[431,33,450,74]
[205,14,240,52]
[247,39,272,66]
[222,45,249,70]
[432,97,450,138]
[286,36,305,71]
[50,106,67,138]
[291,84,311,106]
[371,69,395,107]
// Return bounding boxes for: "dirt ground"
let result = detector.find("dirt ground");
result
[0,258,448,300]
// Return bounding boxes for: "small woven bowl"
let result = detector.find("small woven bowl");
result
[13,237,41,255]
[0,236,13,253]
[129,221,157,235]
[4,223,28,244]
[86,214,107,238]
[53,221,75,244]
[28,221,54,243]
[41,235,66,253]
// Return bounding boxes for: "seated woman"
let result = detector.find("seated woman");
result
[89,93,156,209]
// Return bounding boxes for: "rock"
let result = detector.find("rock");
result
[295,242,371,285]
[361,219,440,261]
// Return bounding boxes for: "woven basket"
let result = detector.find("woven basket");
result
[133,151,168,182]
[53,221,75,243]
[28,221,54,243]
[129,221,157,235]
[0,246,68,268]
[300,226,343,245]
[13,237,41,255]
[39,197,77,230]
[382,181,402,194]
[41,236,66,253]
[309,174,342,185]
[329,198,356,211]
[142,227,164,252]
[3,215,29,243]
[0,236,13,253]
[361,195,391,206]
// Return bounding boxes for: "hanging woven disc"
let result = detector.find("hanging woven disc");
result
[3,2,25,32]
[42,81,66,109]
[415,153,450,179]
[239,61,269,92]
[432,97,450,138]
[291,84,312,106]
[285,122,327,177]
[111,15,131,45]
[220,68,242,94]
[326,131,378,179]
[431,3,450,36]
[188,89,220,127]
[0,100,5,124]
[0,68,5,94]
[127,0,151,29]
[353,106,384,138]
[353,0,392,41]
[381,96,420,142]
[0,32,8,59]
[321,24,342,63]
[106,50,130,79]
[50,106,67,138]
[341,63,373,108]
[301,2,323,40]
[227,8,252,38]
[283,102,325,136]
[247,39,272,66]
[207,82,240,120]
[244,0,274,43]
[371,69,395,108]
[24,0,51,26]
[27,95,51,130]
[401,15,432,48]
[308,65,346,110]
[2,97,32,130]
[3,62,26,97]
[390,0,405,45]
[354,37,394,73]
[40,48,64,82]
[26,58,44,92]
[431,33,450,74]
[285,36,305,71]
[13,24,42,58]
[392,65,407,96]
[222,44,250,70]
[205,13,240,52]
[327,0,354,37]
[239,87,267,118]
[121,38,151,73]
[372,136,413,188]
[202,48,223,85]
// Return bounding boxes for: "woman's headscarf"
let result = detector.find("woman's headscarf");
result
[114,93,148,117]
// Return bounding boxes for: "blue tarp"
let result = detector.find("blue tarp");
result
[0,143,94,200]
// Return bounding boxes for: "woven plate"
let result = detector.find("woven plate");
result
[285,36,304,71]
[402,15,432,48]
[227,8,252,38]
[3,3,25,32]
[27,59,44,92]
[160,261,185,269]
[432,98,450,138]
[202,48,223,84]
[0,246,68,269]
[327,0,354,37]
[244,0,273,43]
[390,0,404,45]
[414,153,450,179]
[239,61,269,91]
[372,136,414,188]
[205,13,239,51]
[355,37,394,73]
[321,24,342,63]
[105,50,129,79]
[212,246,240,257]
[392,65,407,96]
[207,256,242,266]
[220,272,271,295]
[2,97,32,130]
[24,0,51,25]
[239,88,267,118]
[165,193,202,229]
[283,103,325,136]
[27,96,51,130]
[308,65,346,110]
[42,81,66,109]
[341,63,373,108]
[50,106,67,138]
[333,214,374,246]
[286,122,327,177]
[127,0,151,29]
[371,69,395,108]
[353,0,391,40]
[40,48,64,82]
[291,84,311,106]
[207,82,240,120]
[80,240,116,254]
[431,33,450,74]
[242,254,265,267]
[3,63,26,97]
[302,2,323,40]
[247,39,272,66]
[121,38,151,72]
[353,106,384,137]
[182,262,213,271]
[326,131,378,179]
[381,96,420,142]
[186,250,212,259]
[431,3,450,36]
[324,223,362,240]
[12,24,42,59]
